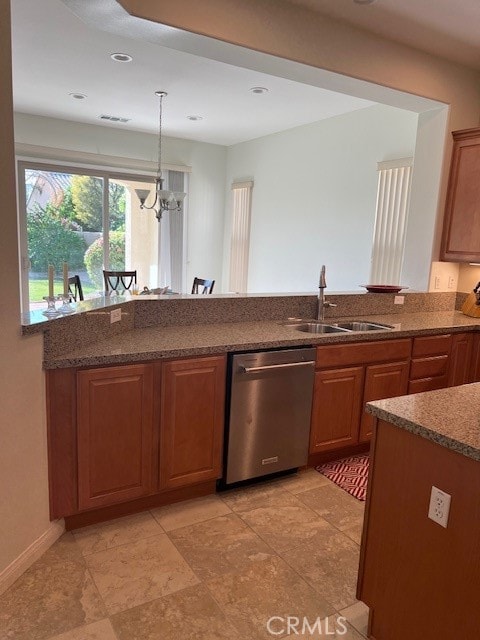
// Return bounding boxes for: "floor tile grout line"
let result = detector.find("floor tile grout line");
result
[334,604,370,639]
[201,554,286,639]
[71,509,166,535]
[148,502,234,533]
[75,528,170,558]
[276,539,360,614]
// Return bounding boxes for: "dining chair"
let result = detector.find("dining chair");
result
[191,277,215,294]
[103,270,137,293]
[68,275,84,302]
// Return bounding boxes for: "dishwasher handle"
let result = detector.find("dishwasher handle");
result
[239,360,315,374]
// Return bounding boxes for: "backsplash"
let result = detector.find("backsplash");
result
[133,291,458,327]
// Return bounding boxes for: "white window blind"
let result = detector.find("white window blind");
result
[229,181,253,293]
[370,158,413,285]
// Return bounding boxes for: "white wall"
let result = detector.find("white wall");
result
[0,3,60,593]
[14,113,228,292]
[402,107,449,290]
[224,104,419,293]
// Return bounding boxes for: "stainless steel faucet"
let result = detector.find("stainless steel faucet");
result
[317,264,336,321]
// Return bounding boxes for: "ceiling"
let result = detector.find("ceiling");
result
[288,0,480,71]
[11,0,461,147]
[10,0,377,146]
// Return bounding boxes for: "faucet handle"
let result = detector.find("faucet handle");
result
[324,300,336,308]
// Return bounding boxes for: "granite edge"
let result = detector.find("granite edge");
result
[42,320,480,370]
[366,404,480,462]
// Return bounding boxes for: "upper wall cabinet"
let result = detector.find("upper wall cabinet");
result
[441,127,480,262]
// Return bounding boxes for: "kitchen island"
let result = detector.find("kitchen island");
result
[357,384,480,640]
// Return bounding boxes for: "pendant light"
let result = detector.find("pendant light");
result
[135,91,186,221]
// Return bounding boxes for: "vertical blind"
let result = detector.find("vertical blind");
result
[370,158,413,285]
[229,181,253,293]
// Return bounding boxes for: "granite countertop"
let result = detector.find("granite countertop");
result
[366,383,480,462]
[44,310,480,370]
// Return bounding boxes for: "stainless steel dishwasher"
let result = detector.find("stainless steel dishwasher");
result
[224,348,316,485]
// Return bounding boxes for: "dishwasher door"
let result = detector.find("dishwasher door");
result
[225,348,316,485]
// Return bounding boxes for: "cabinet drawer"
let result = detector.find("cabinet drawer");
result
[408,376,449,394]
[410,355,449,380]
[412,334,452,357]
[316,339,411,368]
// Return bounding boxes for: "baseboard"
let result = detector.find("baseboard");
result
[0,519,65,596]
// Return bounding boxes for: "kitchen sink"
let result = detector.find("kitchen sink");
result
[331,321,394,331]
[280,319,394,333]
[294,322,351,334]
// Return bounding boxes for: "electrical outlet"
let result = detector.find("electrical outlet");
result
[434,276,441,290]
[448,276,456,289]
[394,295,405,305]
[428,486,451,528]
[110,308,122,323]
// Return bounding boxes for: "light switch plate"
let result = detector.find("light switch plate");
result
[110,308,122,323]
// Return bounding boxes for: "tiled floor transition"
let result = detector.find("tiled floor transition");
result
[0,469,369,639]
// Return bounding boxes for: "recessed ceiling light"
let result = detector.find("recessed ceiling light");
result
[353,0,377,4]
[69,93,87,100]
[110,53,133,62]
[187,115,203,121]
[250,87,269,94]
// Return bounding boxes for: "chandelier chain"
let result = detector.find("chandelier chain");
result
[157,93,163,181]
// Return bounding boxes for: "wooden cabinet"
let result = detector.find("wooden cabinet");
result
[441,128,480,262]
[409,334,452,393]
[160,356,226,489]
[310,339,411,455]
[77,364,155,510]
[470,334,480,382]
[360,360,410,442]
[310,366,364,453]
[358,419,480,640]
[47,354,227,523]
[448,332,474,386]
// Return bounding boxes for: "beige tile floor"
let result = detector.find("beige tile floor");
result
[0,469,370,640]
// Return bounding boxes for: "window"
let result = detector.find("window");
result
[370,158,413,285]
[229,181,253,293]
[18,161,187,310]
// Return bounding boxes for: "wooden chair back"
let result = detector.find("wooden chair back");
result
[103,270,137,292]
[191,277,215,294]
[68,275,84,302]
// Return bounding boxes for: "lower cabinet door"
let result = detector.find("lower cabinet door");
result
[77,364,155,510]
[160,356,226,489]
[471,334,480,382]
[310,366,364,453]
[448,332,474,386]
[360,361,409,442]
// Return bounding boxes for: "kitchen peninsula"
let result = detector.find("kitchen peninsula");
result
[357,384,480,640]
[22,291,480,532]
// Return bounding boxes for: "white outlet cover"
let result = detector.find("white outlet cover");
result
[428,486,451,528]
[394,295,405,305]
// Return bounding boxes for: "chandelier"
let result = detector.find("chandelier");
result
[135,91,186,221]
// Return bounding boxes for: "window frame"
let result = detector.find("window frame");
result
[17,159,161,311]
